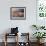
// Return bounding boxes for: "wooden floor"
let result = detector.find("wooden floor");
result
[0,42,46,46]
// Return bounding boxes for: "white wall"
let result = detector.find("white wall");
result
[0,0,36,42]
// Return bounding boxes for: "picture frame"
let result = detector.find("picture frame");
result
[10,7,26,20]
[36,0,46,26]
[37,0,46,19]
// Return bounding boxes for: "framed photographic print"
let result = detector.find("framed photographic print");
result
[10,7,26,20]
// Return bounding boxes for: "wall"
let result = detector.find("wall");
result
[0,0,36,42]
